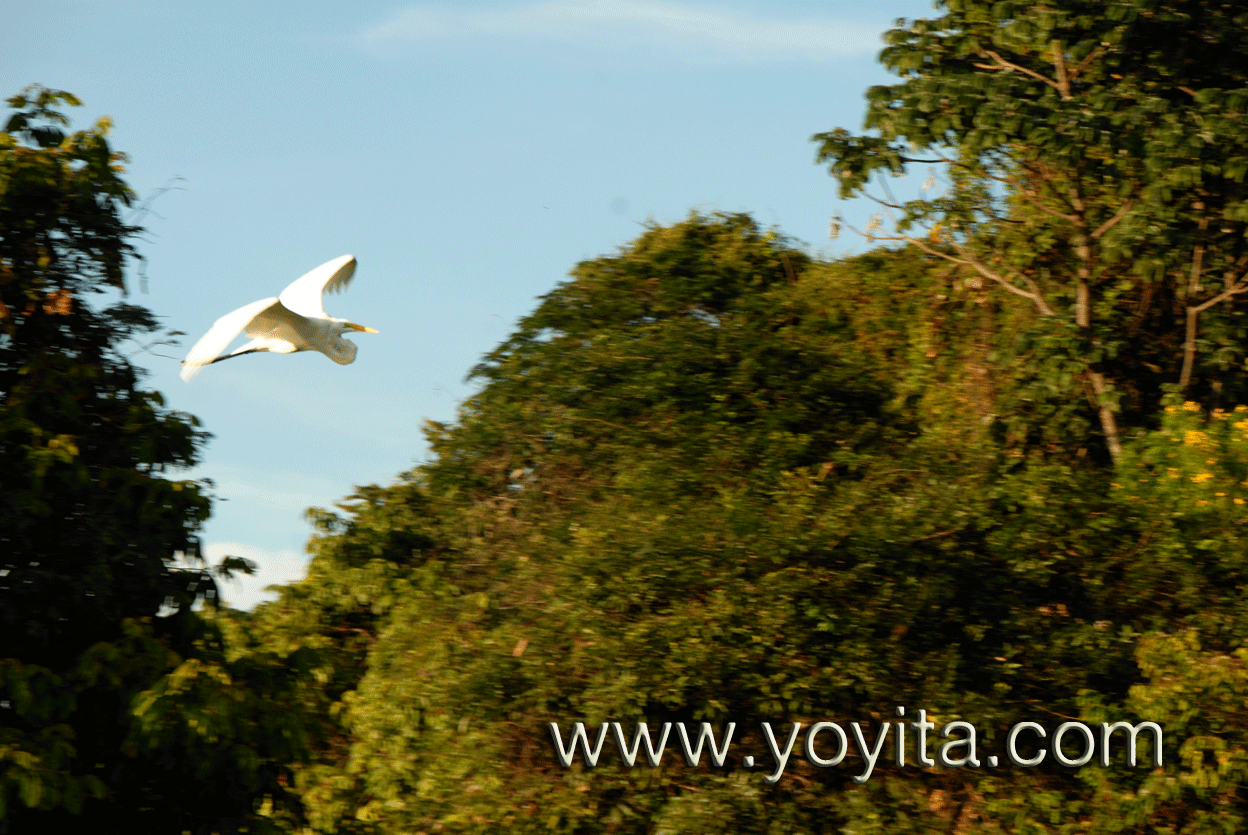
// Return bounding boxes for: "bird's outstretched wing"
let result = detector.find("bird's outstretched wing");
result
[278,254,357,319]
[241,299,316,342]
[180,296,280,381]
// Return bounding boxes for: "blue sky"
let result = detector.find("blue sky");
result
[6,0,939,608]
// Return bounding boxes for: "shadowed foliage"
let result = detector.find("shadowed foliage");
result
[1,87,310,835]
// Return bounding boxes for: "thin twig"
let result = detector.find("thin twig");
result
[894,233,1055,316]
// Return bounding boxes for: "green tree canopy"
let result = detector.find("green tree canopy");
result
[1,86,306,835]
[250,213,1190,834]
[202,4,1248,832]
[815,0,1248,463]
[10,3,1248,830]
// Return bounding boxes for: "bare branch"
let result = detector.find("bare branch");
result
[1090,200,1135,239]
[1051,40,1072,99]
[1179,306,1200,391]
[1022,274,1049,305]
[1067,186,1087,217]
[1225,253,1248,289]
[1070,44,1107,79]
[976,50,1063,94]
[1016,188,1080,224]
[1180,265,1248,391]
[909,528,961,542]
[1086,371,1122,464]
[911,149,1019,187]
[877,175,904,215]
[866,193,906,211]
[1191,277,1248,315]
[894,232,1056,316]
[1187,208,1209,293]
[1010,159,1090,222]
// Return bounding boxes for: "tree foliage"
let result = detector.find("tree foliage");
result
[815,0,1248,463]
[254,4,1248,817]
[245,213,1186,834]
[11,2,1248,832]
[0,86,306,834]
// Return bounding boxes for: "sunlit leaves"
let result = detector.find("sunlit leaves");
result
[812,0,1248,454]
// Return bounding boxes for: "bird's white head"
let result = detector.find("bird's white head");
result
[330,319,379,340]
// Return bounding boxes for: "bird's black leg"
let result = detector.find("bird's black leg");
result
[209,348,267,364]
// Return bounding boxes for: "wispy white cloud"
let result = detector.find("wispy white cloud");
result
[359,1,887,62]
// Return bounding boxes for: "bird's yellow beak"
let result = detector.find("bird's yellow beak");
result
[348,323,379,333]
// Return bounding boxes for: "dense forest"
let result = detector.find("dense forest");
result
[4,1,1248,833]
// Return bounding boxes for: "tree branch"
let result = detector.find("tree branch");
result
[1087,371,1123,464]
[975,50,1063,94]
[1062,182,1124,463]
[1179,306,1200,391]
[1090,199,1135,239]
[1187,209,1209,294]
[865,192,906,211]
[1051,40,1072,99]
[1191,276,1248,316]
[1016,188,1080,224]
[1179,266,1248,391]
[891,232,1056,316]
[1070,44,1107,80]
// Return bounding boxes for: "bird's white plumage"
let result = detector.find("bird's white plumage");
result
[180,254,373,382]
[180,297,280,381]
[278,254,357,319]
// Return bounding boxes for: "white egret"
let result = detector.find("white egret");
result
[180,254,377,382]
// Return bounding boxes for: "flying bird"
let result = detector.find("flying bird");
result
[180,254,377,381]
